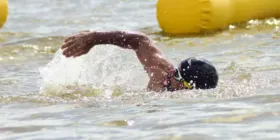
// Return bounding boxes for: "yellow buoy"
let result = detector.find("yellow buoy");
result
[157,0,280,35]
[0,0,8,29]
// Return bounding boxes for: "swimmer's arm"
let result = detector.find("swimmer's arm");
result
[91,31,166,67]
[92,31,151,50]
[147,68,167,92]
[62,31,169,69]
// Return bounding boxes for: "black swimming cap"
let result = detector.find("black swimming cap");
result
[179,57,218,89]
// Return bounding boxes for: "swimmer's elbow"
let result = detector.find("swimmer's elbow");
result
[136,33,151,43]
[129,33,152,50]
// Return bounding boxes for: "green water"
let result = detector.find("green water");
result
[1,0,280,139]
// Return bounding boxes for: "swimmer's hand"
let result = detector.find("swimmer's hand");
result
[61,30,95,58]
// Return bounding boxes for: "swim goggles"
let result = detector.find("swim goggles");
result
[174,68,193,89]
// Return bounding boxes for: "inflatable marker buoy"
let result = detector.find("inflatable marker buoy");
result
[0,0,8,29]
[157,0,280,35]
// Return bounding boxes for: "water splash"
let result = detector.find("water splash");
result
[39,45,148,96]
[36,46,280,106]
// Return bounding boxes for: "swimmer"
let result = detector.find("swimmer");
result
[61,31,218,92]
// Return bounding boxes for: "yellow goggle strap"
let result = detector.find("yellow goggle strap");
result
[183,81,193,89]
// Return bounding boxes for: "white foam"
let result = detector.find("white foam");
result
[39,45,148,94]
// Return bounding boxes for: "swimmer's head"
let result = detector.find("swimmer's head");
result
[174,57,218,89]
